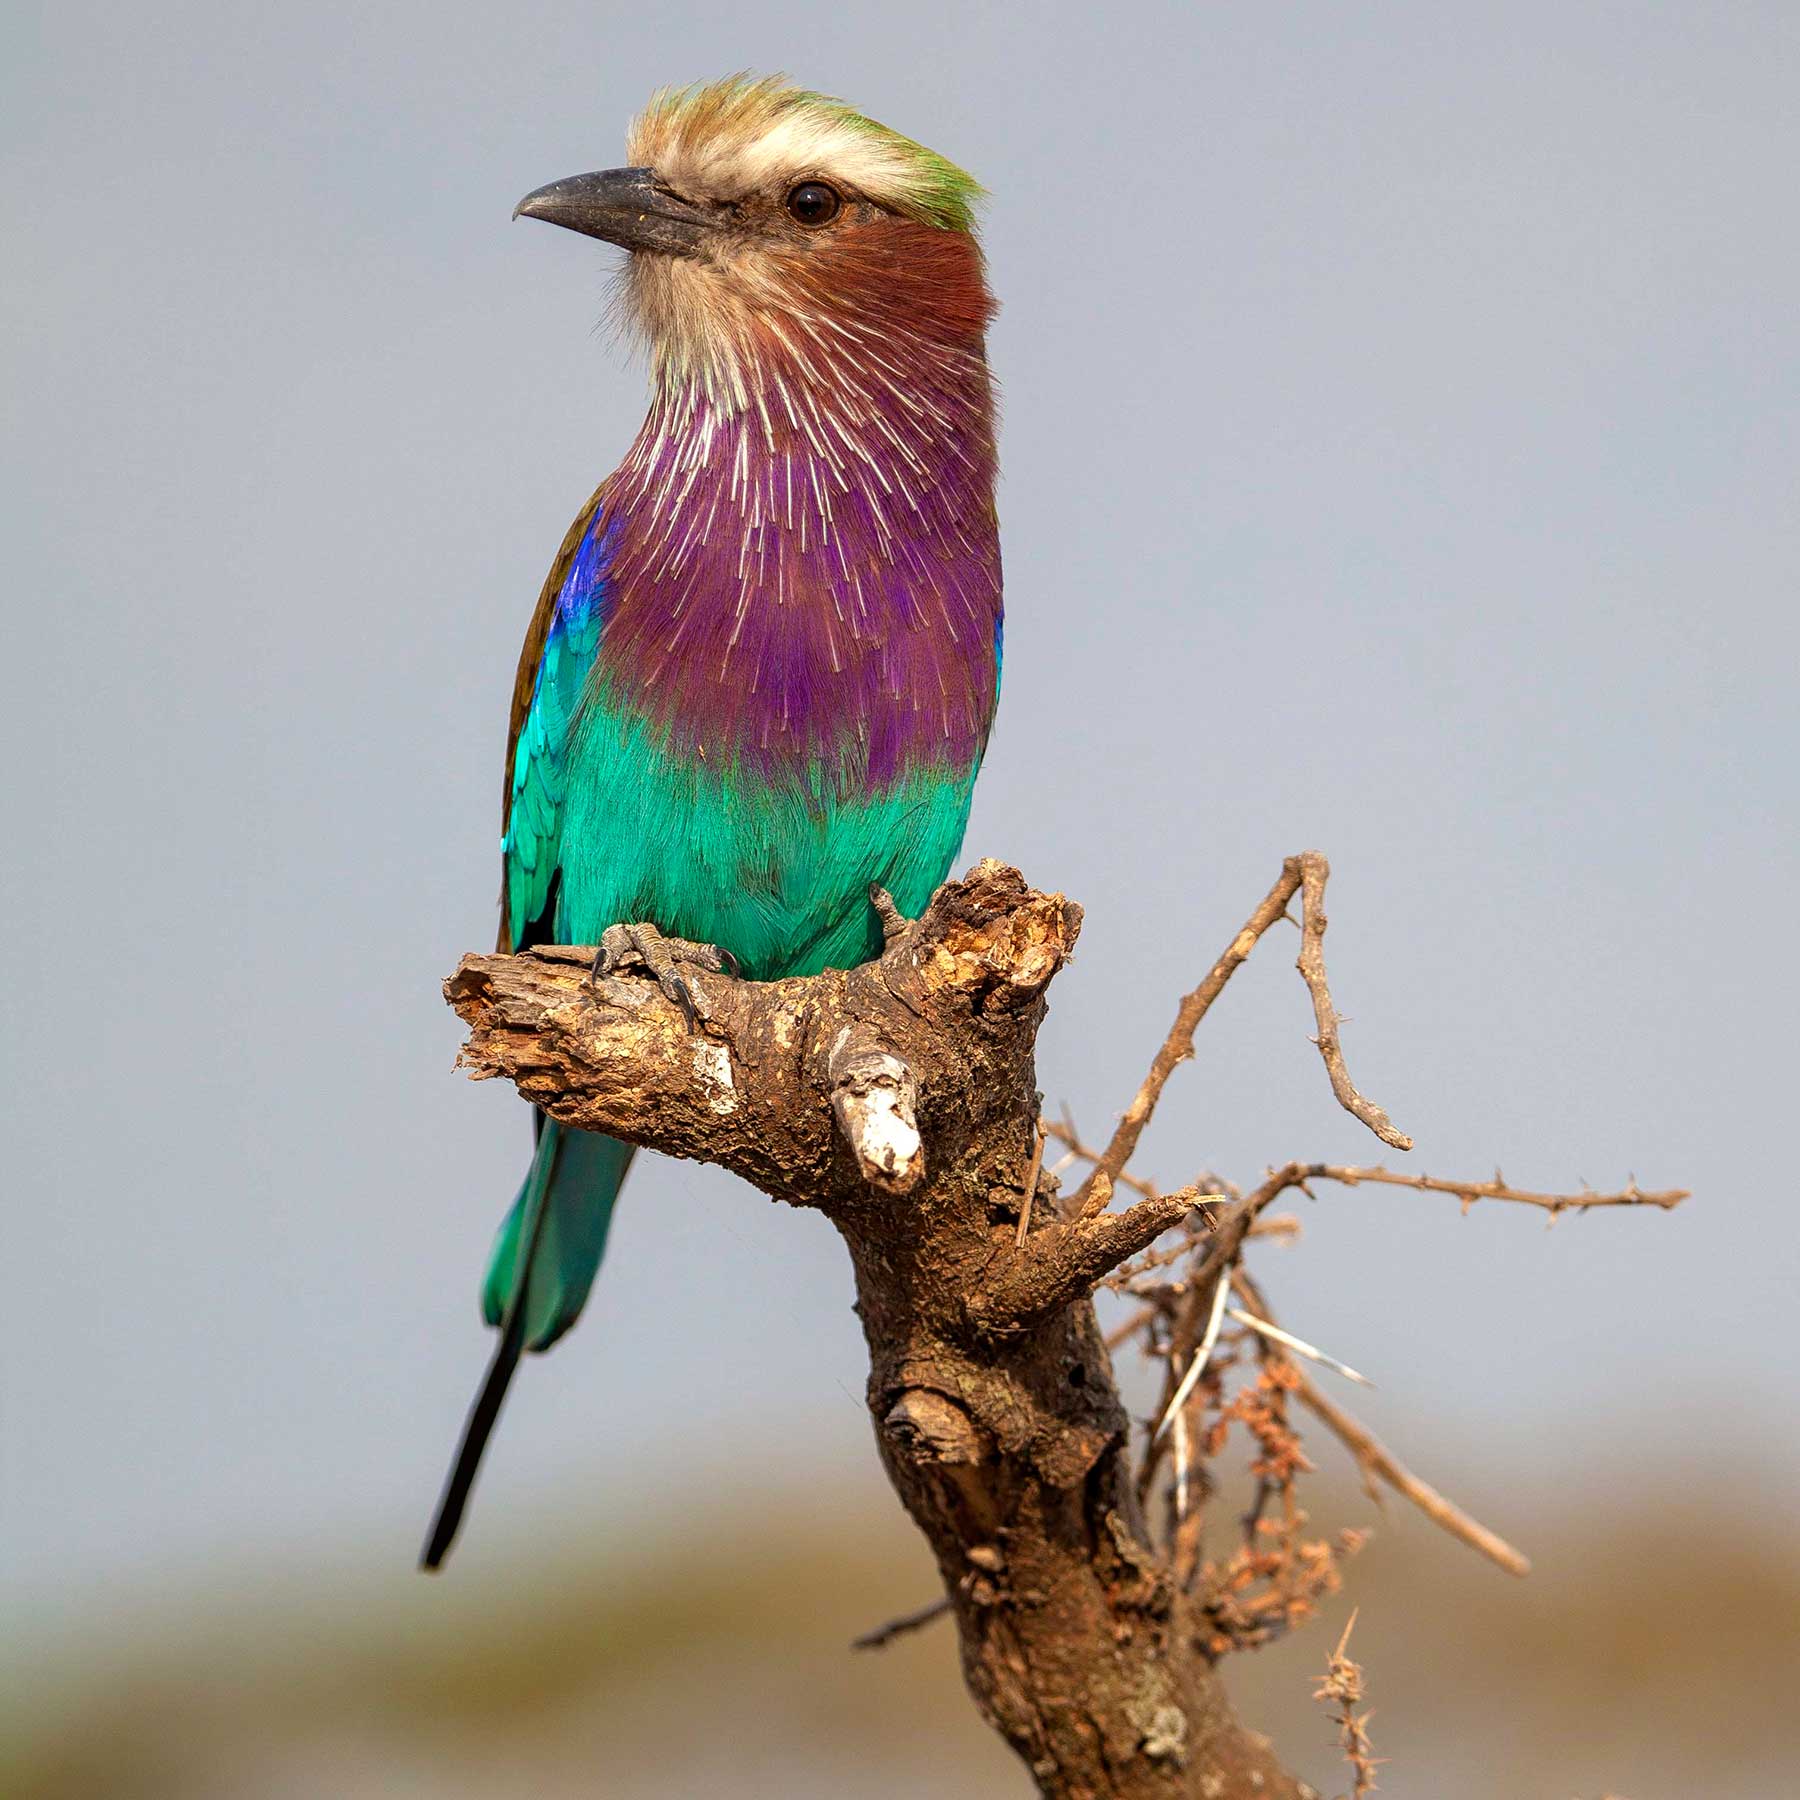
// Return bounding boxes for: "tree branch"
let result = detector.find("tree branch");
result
[443,853,1679,1795]
[446,861,1308,1800]
[1292,1366,1532,1578]
[1286,1162,1687,1214]
[1231,1269,1531,1577]
[980,1186,1214,1326]
[1069,851,1411,1217]
[1069,860,1303,1213]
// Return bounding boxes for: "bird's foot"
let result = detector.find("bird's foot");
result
[868,884,913,949]
[590,923,737,1031]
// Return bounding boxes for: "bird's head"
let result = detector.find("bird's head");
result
[515,76,993,404]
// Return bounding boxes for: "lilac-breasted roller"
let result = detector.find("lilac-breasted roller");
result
[423,77,1001,1566]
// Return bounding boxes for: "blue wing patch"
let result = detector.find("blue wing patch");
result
[502,509,616,947]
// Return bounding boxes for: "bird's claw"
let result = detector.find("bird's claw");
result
[589,922,732,1032]
[868,883,912,948]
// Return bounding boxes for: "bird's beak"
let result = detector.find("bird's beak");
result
[513,167,709,256]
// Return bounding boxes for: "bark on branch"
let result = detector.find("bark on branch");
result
[446,860,1310,1800]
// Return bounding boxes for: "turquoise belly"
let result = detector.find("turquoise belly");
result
[552,699,978,980]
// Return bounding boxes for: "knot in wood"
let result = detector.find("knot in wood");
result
[884,1390,985,1465]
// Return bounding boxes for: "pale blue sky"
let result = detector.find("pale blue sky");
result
[4,0,1795,1641]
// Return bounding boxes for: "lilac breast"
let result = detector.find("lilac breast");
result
[587,338,1002,790]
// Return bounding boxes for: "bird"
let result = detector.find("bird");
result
[422,76,1003,1568]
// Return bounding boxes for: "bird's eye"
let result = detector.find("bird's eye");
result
[785,181,841,227]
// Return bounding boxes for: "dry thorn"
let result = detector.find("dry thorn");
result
[1172,1389,1192,1521]
[1227,1305,1374,1388]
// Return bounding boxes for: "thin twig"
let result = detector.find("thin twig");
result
[1108,1214,1301,1295]
[1042,1115,1164,1202]
[1104,1303,1158,1351]
[1292,1368,1530,1577]
[1292,1162,1687,1214]
[1137,1165,1316,1500]
[1293,853,1412,1152]
[1068,861,1306,1213]
[1107,1236,1209,1290]
[1247,1213,1302,1242]
[1181,1167,1311,1320]
[1225,1268,1530,1576]
[851,1594,952,1651]
[1014,1123,1046,1246]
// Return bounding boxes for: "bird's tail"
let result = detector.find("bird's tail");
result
[420,1121,633,1569]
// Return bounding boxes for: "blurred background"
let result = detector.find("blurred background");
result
[4,2,1797,1794]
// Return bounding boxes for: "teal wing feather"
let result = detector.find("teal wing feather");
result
[425,494,633,1574]
[501,500,614,950]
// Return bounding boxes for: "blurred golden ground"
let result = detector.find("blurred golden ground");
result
[7,1466,1797,1799]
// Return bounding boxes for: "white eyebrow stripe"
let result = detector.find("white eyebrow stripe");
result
[725,114,913,190]
[661,113,921,207]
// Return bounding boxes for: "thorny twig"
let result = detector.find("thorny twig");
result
[1230,1266,1531,1575]
[1290,1352,1532,1578]
[1314,1611,1382,1798]
[1058,848,1682,1627]
[1134,1164,1317,1505]
[1281,1162,1686,1215]
[1190,1338,1364,1642]
[1068,852,1408,1217]
[1104,1303,1158,1351]
[1294,855,1411,1153]
[1103,1212,1298,1295]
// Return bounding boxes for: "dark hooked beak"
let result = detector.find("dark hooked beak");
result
[512,166,709,256]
